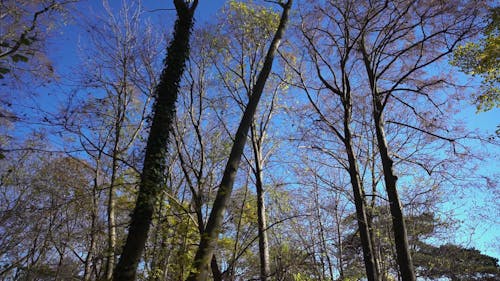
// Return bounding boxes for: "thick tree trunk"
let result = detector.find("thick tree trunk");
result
[359,40,416,281]
[186,2,292,280]
[372,100,416,281]
[113,1,197,280]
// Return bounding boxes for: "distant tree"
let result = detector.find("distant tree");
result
[414,243,500,281]
[0,151,94,280]
[340,207,500,281]
[296,1,384,279]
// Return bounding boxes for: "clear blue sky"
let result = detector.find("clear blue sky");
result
[41,0,500,262]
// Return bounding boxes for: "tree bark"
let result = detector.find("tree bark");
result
[343,106,381,281]
[250,125,271,281]
[372,99,416,281]
[360,41,416,281]
[105,130,120,280]
[84,159,100,281]
[186,2,292,280]
[113,1,198,280]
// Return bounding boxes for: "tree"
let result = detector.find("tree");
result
[53,1,163,278]
[295,1,384,279]
[0,0,498,280]
[356,1,482,279]
[0,147,94,280]
[207,2,286,279]
[77,2,160,279]
[169,24,232,280]
[414,243,500,280]
[0,0,76,80]
[186,1,292,280]
[113,0,198,280]
[342,209,500,280]
[451,6,500,112]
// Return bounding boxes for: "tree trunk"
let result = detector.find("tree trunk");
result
[372,99,416,281]
[105,149,118,280]
[312,180,334,280]
[359,40,416,281]
[176,130,225,281]
[186,2,292,280]
[113,1,198,280]
[84,159,100,281]
[343,114,381,281]
[250,125,271,281]
[333,197,345,280]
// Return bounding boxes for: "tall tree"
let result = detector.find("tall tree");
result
[56,1,162,278]
[356,0,482,279]
[113,0,198,280]
[206,2,286,279]
[295,1,382,279]
[186,1,292,280]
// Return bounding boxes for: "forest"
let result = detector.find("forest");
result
[0,0,499,280]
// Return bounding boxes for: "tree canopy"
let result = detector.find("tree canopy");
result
[0,1,499,281]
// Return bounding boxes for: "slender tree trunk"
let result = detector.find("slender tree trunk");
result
[105,151,118,280]
[320,87,379,281]
[175,129,225,281]
[84,160,100,281]
[54,246,65,280]
[113,1,198,280]
[369,135,385,280]
[312,181,334,281]
[333,197,344,280]
[360,40,416,281]
[149,193,172,281]
[186,2,292,280]
[229,181,249,281]
[344,122,380,281]
[106,48,129,281]
[250,126,271,281]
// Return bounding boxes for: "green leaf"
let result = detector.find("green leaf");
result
[20,37,32,46]
[11,54,29,63]
[0,67,9,74]
[0,67,9,79]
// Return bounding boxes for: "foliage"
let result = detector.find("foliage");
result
[342,209,500,280]
[414,243,500,280]
[0,0,75,80]
[0,0,498,280]
[226,0,280,35]
[451,7,500,111]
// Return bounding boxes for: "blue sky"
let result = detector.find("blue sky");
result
[34,0,500,263]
